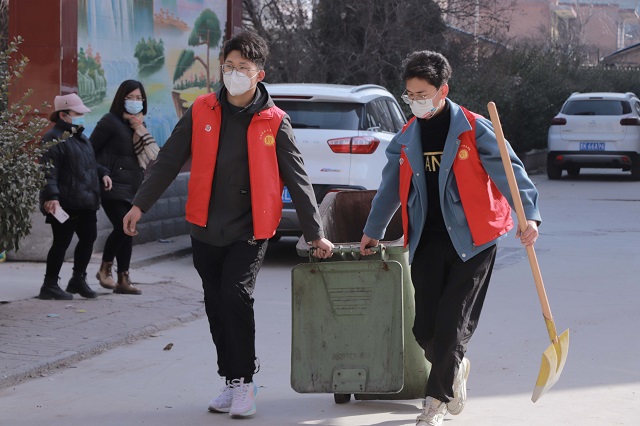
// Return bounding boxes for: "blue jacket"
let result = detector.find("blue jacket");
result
[363,99,541,262]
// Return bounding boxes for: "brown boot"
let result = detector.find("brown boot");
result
[114,271,142,295]
[96,261,116,290]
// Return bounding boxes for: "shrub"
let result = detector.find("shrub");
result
[451,42,640,153]
[0,37,54,252]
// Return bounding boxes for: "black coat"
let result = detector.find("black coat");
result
[91,112,144,203]
[39,121,108,214]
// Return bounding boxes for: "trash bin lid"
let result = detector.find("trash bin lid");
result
[291,260,404,394]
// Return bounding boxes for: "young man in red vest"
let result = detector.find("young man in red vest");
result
[123,31,334,418]
[360,51,541,426]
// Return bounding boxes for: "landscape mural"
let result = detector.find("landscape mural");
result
[77,0,227,146]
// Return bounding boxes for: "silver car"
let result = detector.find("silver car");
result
[547,92,640,180]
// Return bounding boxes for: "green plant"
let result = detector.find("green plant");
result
[134,37,165,75]
[0,37,54,252]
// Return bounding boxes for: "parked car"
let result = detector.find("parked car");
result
[266,83,407,238]
[547,91,640,180]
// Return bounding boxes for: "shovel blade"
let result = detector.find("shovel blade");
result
[531,328,570,402]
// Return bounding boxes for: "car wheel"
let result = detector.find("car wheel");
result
[546,158,562,180]
[631,161,640,181]
[334,393,351,404]
[567,167,580,177]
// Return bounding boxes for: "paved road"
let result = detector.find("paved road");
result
[0,170,639,425]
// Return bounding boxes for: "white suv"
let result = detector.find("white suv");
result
[547,92,640,180]
[267,83,407,238]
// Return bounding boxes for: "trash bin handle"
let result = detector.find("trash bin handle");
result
[309,244,387,262]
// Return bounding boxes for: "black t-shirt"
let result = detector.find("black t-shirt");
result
[418,102,451,232]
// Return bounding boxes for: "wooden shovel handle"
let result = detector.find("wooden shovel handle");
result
[487,102,556,329]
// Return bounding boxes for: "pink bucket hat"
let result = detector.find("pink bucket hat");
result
[54,93,91,113]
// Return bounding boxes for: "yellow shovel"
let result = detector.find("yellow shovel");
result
[487,102,570,403]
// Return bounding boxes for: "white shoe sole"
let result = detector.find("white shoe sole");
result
[230,403,256,417]
[448,357,470,415]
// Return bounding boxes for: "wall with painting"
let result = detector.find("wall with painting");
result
[6,0,238,260]
[78,0,227,146]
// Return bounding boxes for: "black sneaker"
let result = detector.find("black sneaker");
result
[66,273,97,299]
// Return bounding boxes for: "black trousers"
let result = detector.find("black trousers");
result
[101,200,134,272]
[411,230,496,403]
[191,236,268,383]
[45,210,97,279]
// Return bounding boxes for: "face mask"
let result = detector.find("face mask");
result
[223,70,257,97]
[409,88,441,119]
[125,100,144,115]
[65,113,84,127]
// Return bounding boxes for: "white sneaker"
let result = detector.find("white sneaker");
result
[229,378,258,417]
[416,396,447,426]
[208,382,235,413]
[448,357,470,415]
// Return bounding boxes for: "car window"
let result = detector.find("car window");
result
[562,100,632,116]
[386,100,406,131]
[271,100,363,130]
[634,101,640,115]
[365,98,396,133]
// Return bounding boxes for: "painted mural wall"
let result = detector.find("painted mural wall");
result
[77,0,227,146]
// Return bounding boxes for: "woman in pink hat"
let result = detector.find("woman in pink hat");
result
[38,93,113,300]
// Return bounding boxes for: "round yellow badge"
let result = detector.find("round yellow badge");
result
[264,134,275,146]
[458,149,469,160]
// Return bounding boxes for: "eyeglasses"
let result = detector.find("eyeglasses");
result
[401,89,439,105]
[125,96,145,101]
[220,64,258,76]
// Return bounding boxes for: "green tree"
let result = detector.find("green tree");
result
[312,0,446,89]
[134,37,165,75]
[243,0,447,97]
[173,49,195,83]
[0,37,55,252]
[173,8,221,92]
[451,41,640,152]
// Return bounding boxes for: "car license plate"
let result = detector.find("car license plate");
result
[579,142,605,151]
[282,186,292,203]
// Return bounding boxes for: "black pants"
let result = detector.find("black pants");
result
[101,200,133,271]
[411,230,496,403]
[191,236,268,382]
[45,210,97,279]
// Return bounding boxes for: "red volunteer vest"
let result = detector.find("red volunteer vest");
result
[399,107,513,247]
[186,93,285,239]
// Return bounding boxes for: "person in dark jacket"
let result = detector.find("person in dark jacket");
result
[91,80,158,295]
[123,31,334,418]
[38,93,112,300]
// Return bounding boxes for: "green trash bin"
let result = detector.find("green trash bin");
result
[291,190,430,404]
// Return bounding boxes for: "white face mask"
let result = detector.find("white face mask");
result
[409,88,441,119]
[223,70,257,97]
[125,100,144,115]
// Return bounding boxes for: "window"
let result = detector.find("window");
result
[365,98,396,133]
[386,100,406,131]
[562,100,632,116]
[272,101,362,130]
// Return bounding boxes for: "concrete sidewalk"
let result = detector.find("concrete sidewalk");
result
[0,234,202,389]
